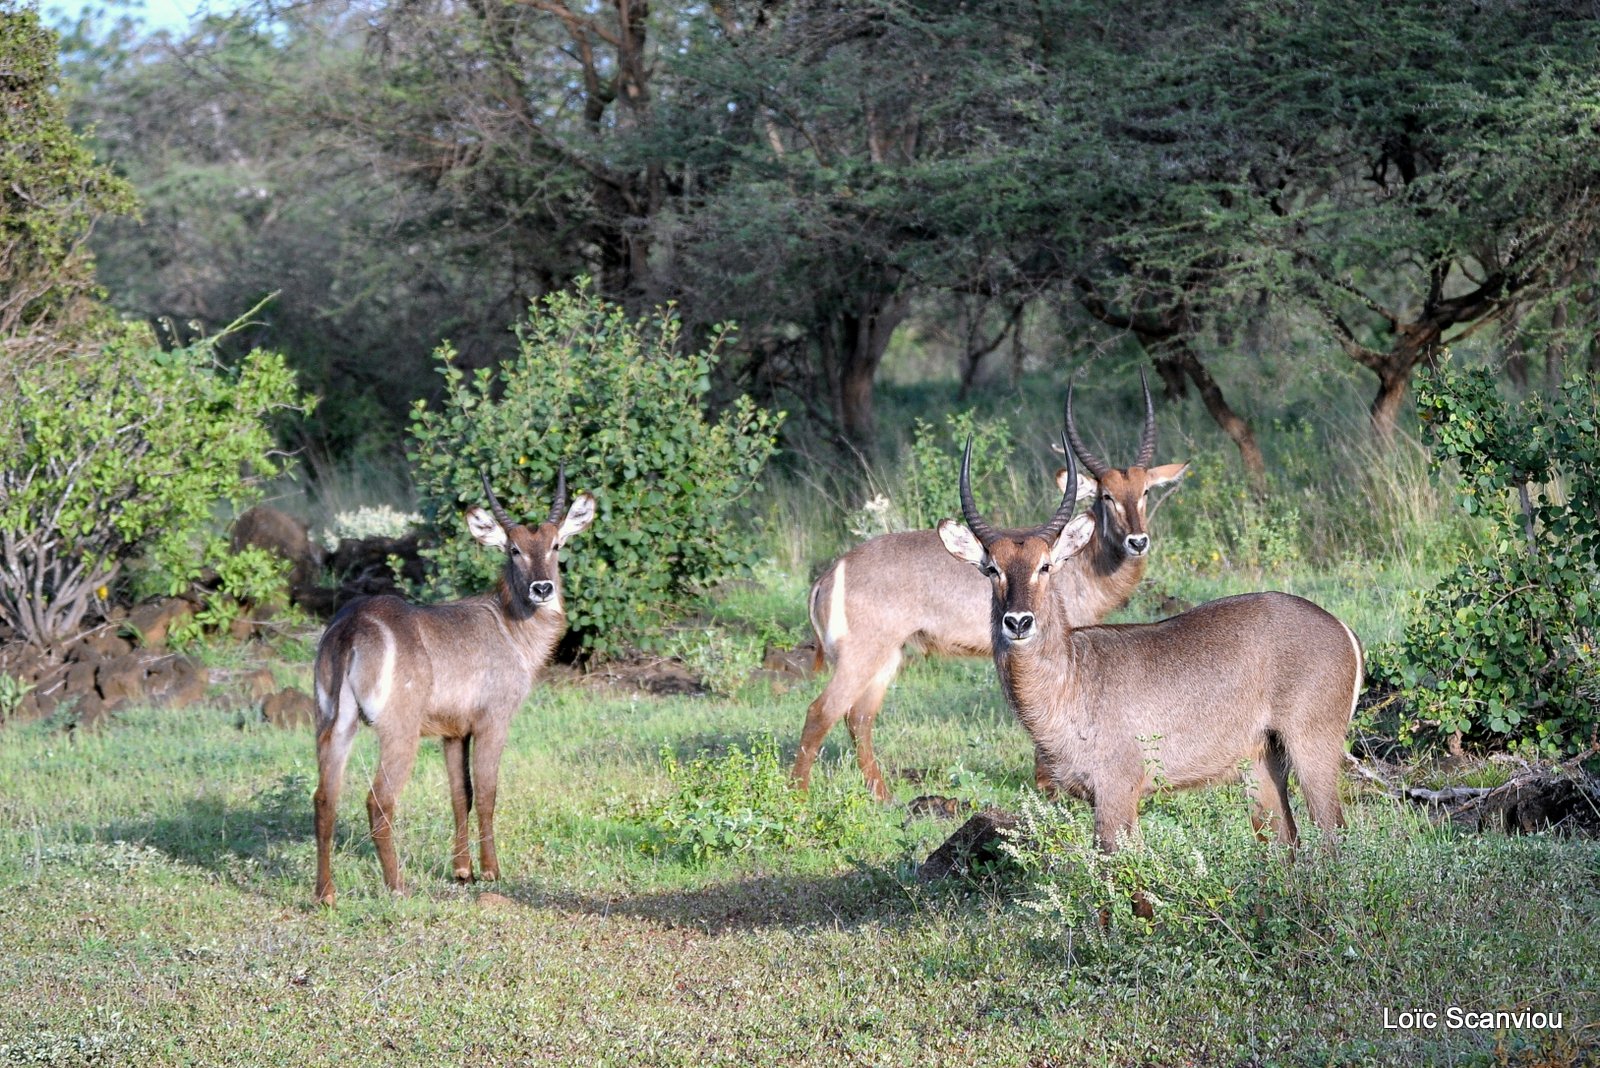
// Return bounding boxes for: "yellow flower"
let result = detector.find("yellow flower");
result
[96,585,109,600]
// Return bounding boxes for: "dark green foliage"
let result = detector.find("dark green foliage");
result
[1383,361,1600,754]
[409,285,782,657]
[0,6,136,356]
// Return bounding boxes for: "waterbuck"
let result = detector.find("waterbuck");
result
[792,373,1188,801]
[312,470,596,905]
[937,432,1361,856]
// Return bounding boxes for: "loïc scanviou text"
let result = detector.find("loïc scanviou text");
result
[1382,1007,1564,1030]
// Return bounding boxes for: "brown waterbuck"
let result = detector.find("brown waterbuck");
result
[937,430,1362,860]
[312,470,596,905]
[792,373,1188,801]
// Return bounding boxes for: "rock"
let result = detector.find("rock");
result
[761,642,819,679]
[907,794,970,820]
[146,656,208,709]
[96,654,150,704]
[125,599,195,648]
[917,808,1020,882]
[262,688,316,729]
[64,658,100,697]
[238,668,280,702]
[79,631,133,660]
[231,505,324,590]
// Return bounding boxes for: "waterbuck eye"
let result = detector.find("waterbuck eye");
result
[510,545,521,556]
[1102,492,1113,501]
[1039,562,1051,574]
[981,562,998,578]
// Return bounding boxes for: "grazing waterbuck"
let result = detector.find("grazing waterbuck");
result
[937,430,1361,856]
[312,470,596,905]
[792,373,1188,801]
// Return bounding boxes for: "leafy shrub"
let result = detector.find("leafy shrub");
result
[1161,452,1302,573]
[409,283,781,657]
[845,410,1017,537]
[0,330,303,645]
[641,738,877,863]
[1383,361,1600,754]
[165,541,299,648]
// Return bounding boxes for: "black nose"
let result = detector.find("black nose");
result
[1126,534,1150,555]
[530,581,554,601]
[1002,612,1034,639]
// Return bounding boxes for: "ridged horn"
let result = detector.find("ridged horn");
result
[1136,367,1158,468]
[1064,378,1111,479]
[545,463,567,526]
[958,437,1000,546]
[481,472,515,531]
[1039,433,1079,542]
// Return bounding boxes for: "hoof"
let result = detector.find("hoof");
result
[453,868,474,883]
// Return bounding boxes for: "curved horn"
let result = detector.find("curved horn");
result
[958,437,1000,546]
[481,471,515,531]
[1136,367,1158,468]
[545,463,568,526]
[1064,379,1111,479]
[1039,433,1079,542]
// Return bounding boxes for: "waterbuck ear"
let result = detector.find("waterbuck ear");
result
[554,492,597,548]
[1049,513,1095,567]
[1056,468,1099,501]
[937,518,986,568]
[466,506,508,549]
[1145,462,1189,488]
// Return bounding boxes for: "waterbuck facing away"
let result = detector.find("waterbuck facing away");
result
[937,428,1361,856]
[312,470,596,905]
[792,373,1188,801]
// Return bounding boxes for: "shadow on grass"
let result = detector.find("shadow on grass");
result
[92,772,314,881]
[498,868,924,935]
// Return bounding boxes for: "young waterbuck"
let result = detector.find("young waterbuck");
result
[312,470,596,905]
[937,430,1361,856]
[792,373,1188,801]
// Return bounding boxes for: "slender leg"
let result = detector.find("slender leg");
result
[1092,784,1154,920]
[443,736,474,881]
[471,724,508,882]
[1033,744,1056,796]
[844,649,902,803]
[313,692,361,907]
[792,640,888,793]
[1248,742,1299,846]
[366,730,421,894]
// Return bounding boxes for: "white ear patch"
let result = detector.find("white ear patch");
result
[555,492,597,547]
[937,519,987,568]
[1146,462,1189,488]
[1049,513,1095,567]
[466,506,508,549]
[1056,469,1099,502]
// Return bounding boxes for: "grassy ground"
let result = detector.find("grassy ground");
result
[2,611,1596,1066]
[5,372,1595,1065]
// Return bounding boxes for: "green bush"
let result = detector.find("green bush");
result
[0,330,303,645]
[409,283,781,657]
[641,738,876,863]
[1383,361,1600,755]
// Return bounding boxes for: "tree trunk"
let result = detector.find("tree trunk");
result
[1370,367,1412,442]
[832,284,911,459]
[1161,344,1267,494]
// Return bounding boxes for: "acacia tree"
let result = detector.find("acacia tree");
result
[1058,1,1600,442]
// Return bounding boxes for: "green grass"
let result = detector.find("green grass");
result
[2,625,1596,1065]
